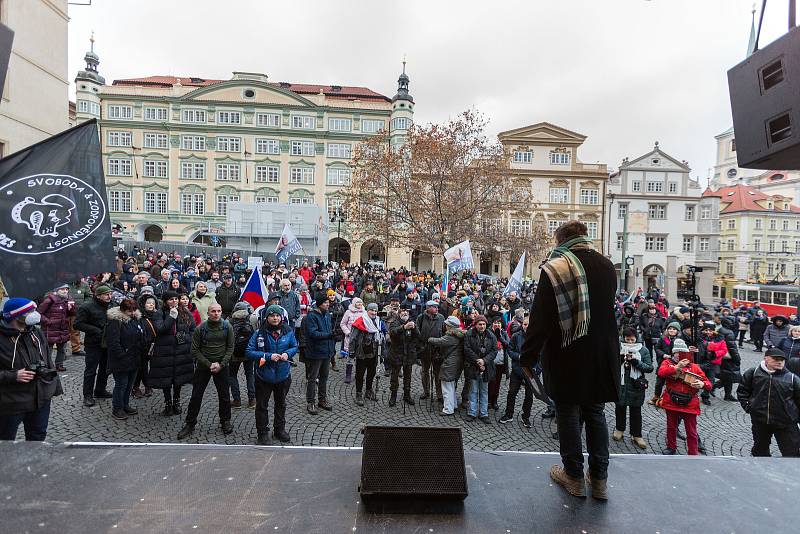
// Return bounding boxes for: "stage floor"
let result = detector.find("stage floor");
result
[0,441,797,533]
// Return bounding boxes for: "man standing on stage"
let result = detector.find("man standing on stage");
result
[521,221,620,501]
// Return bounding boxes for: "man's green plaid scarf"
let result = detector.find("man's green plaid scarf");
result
[541,236,593,347]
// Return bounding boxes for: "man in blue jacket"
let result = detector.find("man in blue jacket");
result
[301,296,335,415]
[246,305,298,445]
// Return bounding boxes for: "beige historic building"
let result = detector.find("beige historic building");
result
[0,0,69,157]
[494,122,608,277]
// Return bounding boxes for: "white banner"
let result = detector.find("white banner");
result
[504,252,526,296]
[275,223,303,264]
[444,240,474,273]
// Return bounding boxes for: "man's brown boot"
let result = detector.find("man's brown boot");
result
[586,471,608,501]
[549,465,586,498]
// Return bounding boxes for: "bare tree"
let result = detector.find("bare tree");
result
[345,110,551,268]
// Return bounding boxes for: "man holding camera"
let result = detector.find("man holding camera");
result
[0,298,62,441]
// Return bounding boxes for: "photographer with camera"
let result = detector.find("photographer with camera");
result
[0,298,63,441]
[613,327,653,449]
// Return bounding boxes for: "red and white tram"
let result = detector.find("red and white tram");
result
[731,283,800,317]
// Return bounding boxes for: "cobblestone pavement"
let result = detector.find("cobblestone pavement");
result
[34,342,774,456]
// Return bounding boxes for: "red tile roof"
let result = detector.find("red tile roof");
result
[111,76,390,101]
[702,184,800,214]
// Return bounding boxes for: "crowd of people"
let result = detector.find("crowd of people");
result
[2,227,800,472]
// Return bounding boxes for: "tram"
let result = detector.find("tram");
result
[730,283,800,317]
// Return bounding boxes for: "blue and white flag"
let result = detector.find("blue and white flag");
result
[504,252,526,297]
[275,223,303,264]
[444,240,474,273]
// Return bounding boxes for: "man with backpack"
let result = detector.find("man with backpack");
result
[228,302,255,409]
[177,303,235,439]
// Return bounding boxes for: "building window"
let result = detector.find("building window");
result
[682,236,694,252]
[795,264,800,276]
[668,182,677,193]
[646,181,663,193]
[731,139,736,152]
[795,241,800,254]
[700,206,711,219]
[752,261,760,275]
[684,205,695,220]
[549,187,568,204]
[216,137,241,153]
[510,219,532,237]
[549,151,570,165]
[548,219,565,234]
[108,105,132,120]
[182,109,207,123]
[143,107,168,121]
[181,135,206,151]
[290,195,314,205]
[699,237,710,251]
[754,238,761,251]
[768,263,774,275]
[216,163,241,181]
[513,150,533,164]
[255,138,279,155]
[648,204,667,219]
[796,221,800,231]
[727,219,736,230]
[616,234,624,250]
[726,262,734,275]
[144,192,167,214]
[254,195,279,204]
[327,197,344,219]
[769,219,777,230]
[143,160,168,178]
[255,165,279,183]
[215,194,239,216]
[107,131,132,147]
[579,189,599,205]
[618,203,628,219]
[769,240,775,252]
[482,219,502,237]
[291,115,316,129]
[391,117,410,130]
[107,159,132,176]
[645,235,666,251]
[328,118,352,132]
[180,193,205,215]
[755,218,762,229]
[289,166,314,185]
[326,168,351,186]
[581,221,598,239]
[256,113,280,127]
[782,240,789,252]
[180,162,205,180]
[143,133,168,149]
[78,100,100,115]
[632,181,641,192]
[361,119,385,133]
[216,111,241,124]
[727,239,735,251]
[109,190,132,212]
[291,141,315,156]
[327,143,352,159]
[783,220,790,230]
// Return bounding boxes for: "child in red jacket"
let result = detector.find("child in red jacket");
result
[657,338,712,455]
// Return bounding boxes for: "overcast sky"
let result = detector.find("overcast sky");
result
[68,0,792,181]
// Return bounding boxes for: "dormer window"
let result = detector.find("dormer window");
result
[652,158,660,165]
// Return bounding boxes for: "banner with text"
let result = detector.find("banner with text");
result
[444,240,474,273]
[275,223,303,264]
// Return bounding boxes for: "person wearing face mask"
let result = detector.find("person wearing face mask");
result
[737,348,800,457]
[75,285,114,407]
[0,298,63,441]
[38,284,75,372]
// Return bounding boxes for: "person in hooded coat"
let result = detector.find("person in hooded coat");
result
[765,315,790,349]
[106,299,146,421]
[428,316,466,416]
[613,327,654,449]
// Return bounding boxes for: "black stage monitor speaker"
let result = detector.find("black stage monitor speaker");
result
[728,25,800,170]
[359,426,468,511]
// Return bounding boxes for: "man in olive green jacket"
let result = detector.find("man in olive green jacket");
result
[177,303,235,439]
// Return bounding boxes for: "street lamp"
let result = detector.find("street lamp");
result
[330,208,346,263]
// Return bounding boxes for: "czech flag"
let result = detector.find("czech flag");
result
[240,265,268,309]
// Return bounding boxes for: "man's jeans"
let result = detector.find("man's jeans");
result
[0,401,51,441]
[305,358,330,404]
[468,378,489,418]
[184,367,232,426]
[229,360,256,402]
[555,403,610,480]
[112,370,137,411]
[82,345,108,396]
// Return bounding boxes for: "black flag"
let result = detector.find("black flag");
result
[0,120,115,299]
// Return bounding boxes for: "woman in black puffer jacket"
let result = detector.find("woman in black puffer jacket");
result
[148,291,196,416]
[106,299,146,420]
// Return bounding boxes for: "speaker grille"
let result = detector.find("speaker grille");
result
[360,426,467,498]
